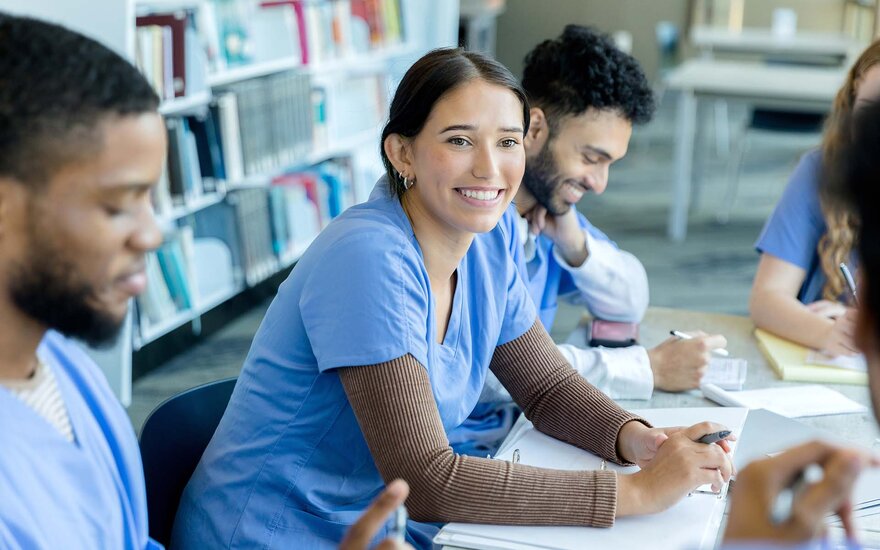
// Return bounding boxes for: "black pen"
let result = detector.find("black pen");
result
[697,430,731,444]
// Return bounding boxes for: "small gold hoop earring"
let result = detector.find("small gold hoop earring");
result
[403,176,414,190]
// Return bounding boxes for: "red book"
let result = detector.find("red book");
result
[260,0,310,65]
[136,12,187,98]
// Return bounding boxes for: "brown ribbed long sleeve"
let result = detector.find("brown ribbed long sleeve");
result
[338,320,644,528]
[490,320,649,465]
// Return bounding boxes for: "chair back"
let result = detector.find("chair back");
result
[138,377,237,546]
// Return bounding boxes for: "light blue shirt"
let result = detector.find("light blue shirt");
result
[0,331,158,550]
[755,149,857,304]
[173,180,536,549]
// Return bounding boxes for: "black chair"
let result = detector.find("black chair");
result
[139,377,237,547]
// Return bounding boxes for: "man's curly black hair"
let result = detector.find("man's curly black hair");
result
[522,25,654,130]
[0,13,159,186]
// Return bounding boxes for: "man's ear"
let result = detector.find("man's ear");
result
[524,107,549,155]
[383,134,415,180]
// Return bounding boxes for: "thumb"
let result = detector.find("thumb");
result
[650,432,669,452]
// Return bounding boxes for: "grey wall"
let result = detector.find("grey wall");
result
[495,0,852,82]
[495,0,690,81]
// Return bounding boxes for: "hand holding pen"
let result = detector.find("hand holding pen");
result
[339,479,413,550]
[724,441,875,545]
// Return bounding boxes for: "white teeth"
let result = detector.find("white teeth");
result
[459,189,500,201]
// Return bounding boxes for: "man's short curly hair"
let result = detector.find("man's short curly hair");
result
[0,13,159,186]
[522,25,654,129]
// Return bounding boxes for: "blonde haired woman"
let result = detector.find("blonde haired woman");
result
[750,40,880,355]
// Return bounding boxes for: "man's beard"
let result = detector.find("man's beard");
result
[8,242,123,348]
[521,140,570,216]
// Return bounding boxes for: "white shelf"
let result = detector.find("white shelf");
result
[168,190,226,219]
[135,0,201,15]
[156,190,227,233]
[158,90,212,116]
[226,128,378,191]
[207,43,417,88]
[208,57,304,87]
[306,43,418,75]
[135,307,194,350]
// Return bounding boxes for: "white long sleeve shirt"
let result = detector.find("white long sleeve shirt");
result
[480,213,654,402]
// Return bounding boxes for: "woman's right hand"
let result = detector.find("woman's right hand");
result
[616,422,734,516]
[819,308,859,357]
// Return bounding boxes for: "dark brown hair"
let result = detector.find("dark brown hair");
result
[380,48,529,197]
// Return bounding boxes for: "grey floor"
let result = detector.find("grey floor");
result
[127,97,819,429]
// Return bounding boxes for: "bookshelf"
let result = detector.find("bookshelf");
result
[1,0,460,405]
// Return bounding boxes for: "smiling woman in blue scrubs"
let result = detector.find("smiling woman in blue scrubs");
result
[172,48,734,549]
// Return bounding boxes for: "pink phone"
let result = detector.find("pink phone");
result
[588,319,639,348]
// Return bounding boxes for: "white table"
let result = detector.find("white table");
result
[440,307,880,549]
[663,59,846,241]
[566,307,876,446]
[690,26,862,61]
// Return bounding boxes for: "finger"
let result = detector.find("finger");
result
[534,208,547,233]
[651,432,669,452]
[795,451,862,533]
[339,480,409,550]
[837,498,857,541]
[700,334,728,350]
[699,445,734,481]
[760,441,846,491]
[708,469,725,494]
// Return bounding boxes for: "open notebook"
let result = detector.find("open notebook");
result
[755,329,867,385]
[434,407,748,550]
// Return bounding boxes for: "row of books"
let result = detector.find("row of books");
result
[137,227,198,327]
[218,70,315,178]
[135,10,208,100]
[201,0,405,71]
[136,227,238,337]
[152,68,315,219]
[191,158,354,287]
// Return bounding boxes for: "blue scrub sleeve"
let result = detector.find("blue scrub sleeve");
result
[755,151,826,270]
[299,232,431,371]
[498,252,538,346]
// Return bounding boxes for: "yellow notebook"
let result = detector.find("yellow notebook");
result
[754,329,867,385]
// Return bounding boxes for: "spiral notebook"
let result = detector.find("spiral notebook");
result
[434,407,748,550]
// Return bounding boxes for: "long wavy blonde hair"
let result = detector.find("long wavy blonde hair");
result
[818,40,880,302]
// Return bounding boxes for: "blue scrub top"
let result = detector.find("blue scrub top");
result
[755,149,857,304]
[173,179,536,549]
[500,206,619,329]
[0,331,158,550]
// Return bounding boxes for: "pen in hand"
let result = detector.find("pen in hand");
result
[840,262,859,306]
[697,430,731,445]
[670,330,729,357]
[771,463,824,524]
[390,504,408,543]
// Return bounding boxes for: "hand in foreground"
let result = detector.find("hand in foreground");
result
[647,331,728,392]
[724,441,874,544]
[616,422,735,516]
[806,299,848,320]
[339,479,414,550]
[820,308,860,357]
